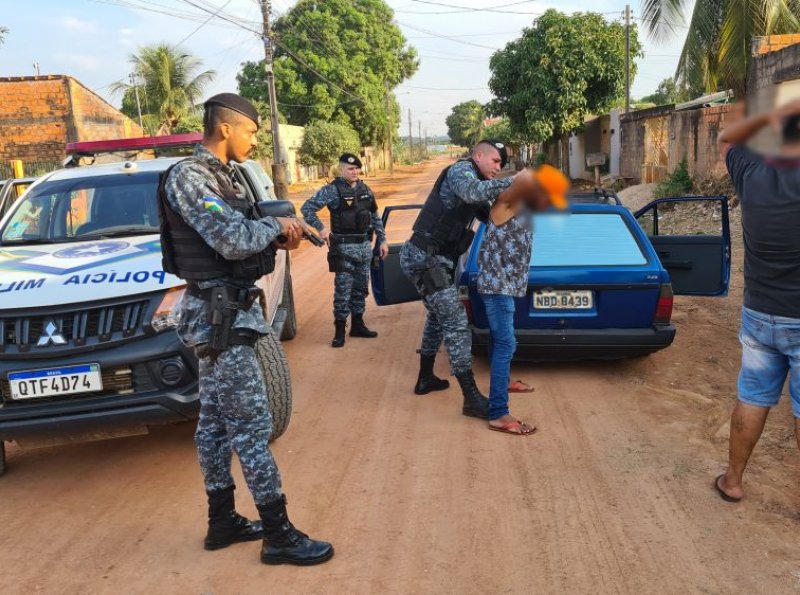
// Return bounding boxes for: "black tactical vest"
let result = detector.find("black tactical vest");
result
[410,159,486,258]
[158,157,276,282]
[328,178,377,237]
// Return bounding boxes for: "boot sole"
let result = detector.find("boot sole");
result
[462,408,490,420]
[261,547,335,566]
[204,532,263,551]
[349,334,378,338]
[414,384,450,395]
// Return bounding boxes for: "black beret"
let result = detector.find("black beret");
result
[339,153,362,168]
[204,93,260,127]
[477,138,508,168]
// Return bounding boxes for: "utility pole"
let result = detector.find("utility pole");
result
[408,108,413,162]
[418,120,422,159]
[259,0,288,198]
[625,4,631,114]
[129,72,143,130]
[385,81,394,175]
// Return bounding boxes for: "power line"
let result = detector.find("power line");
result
[397,21,501,50]
[401,0,540,15]
[175,0,234,46]
[405,85,490,91]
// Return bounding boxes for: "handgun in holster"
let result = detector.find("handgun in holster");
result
[419,263,452,296]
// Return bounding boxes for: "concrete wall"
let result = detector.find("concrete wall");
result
[0,75,142,171]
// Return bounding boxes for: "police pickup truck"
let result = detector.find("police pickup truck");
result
[0,134,297,476]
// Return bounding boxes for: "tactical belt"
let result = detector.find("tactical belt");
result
[331,233,370,245]
[187,283,264,359]
[409,232,438,255]
[186,283,261,309]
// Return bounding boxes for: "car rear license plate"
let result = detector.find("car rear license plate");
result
[533,290,593,310]
[8,364,103,400]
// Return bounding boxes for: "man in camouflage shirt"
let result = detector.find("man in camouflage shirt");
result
[302,153,388,347]
[401,140,532,419]
[161,93,333,566]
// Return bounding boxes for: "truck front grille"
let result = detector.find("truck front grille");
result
[0,297,151,354]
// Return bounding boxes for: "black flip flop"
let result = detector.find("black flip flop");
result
[714,474,742,503]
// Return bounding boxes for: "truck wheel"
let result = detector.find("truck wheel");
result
[0,441,6,477]
[256,331,292,441]
[279,265,298,341]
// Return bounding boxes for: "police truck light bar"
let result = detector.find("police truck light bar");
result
[65,133,203,156]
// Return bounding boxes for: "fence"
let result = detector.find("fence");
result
[1,159,63,179]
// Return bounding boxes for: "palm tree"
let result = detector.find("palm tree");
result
[112,44,215,134]
[0,26,8,46]
[640,1,800,96]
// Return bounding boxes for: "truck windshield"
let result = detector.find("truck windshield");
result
[1,172,161,245]
[530,213,647,267]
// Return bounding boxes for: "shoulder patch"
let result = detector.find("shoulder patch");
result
[203,196,226,213]
[463,170,477,180]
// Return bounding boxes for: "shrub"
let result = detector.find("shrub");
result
[654,158,693,199]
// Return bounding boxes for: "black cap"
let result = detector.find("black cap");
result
[204,93,260,127]
[339,153,363,168]
[476,139,508,168]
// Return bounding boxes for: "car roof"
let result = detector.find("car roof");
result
[39,157,185,182]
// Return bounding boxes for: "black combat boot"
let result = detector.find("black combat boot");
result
[349,314,378,338]
[204,485,263,551]
[332,320,347,348]
[414,353,450,395]
[456,370,490,419]
[257,495,334,566]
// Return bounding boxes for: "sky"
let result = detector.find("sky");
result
[0,0,691,137]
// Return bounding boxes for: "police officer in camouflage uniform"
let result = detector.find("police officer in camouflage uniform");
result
[160,93,333,566]
[401,140,533,419]
[302,153,388,347]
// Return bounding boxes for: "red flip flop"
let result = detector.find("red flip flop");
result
[508,380,535,393]
[489,420,537,436]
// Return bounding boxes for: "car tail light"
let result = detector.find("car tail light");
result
[654,284,674,325]
[458,286,474,323]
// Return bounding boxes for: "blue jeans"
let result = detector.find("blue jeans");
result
[738,307,800,418]
[481,294,517,421]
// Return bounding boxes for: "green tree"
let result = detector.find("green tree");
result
[445,101,485,147]
[299,120,360,173]
[113,44,215,134]
[640,0,800,96]
[236,0,418,146]
[489,10,641,144]
[639,77,690,105]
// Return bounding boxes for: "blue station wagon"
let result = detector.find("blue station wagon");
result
[370,190,731,361]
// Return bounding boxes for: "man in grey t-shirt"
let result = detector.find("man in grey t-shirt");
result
[715,100,800,503]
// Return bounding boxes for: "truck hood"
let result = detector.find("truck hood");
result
[0,235,182,309]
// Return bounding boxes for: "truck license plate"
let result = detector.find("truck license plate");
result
[533,290,593,310]
[8,364,103,400]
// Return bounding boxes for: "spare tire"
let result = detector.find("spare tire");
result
[255,331,292,441]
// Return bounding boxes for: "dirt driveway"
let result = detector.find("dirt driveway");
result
[0,158,798,594]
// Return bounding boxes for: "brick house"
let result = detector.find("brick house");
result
[0,75,143,175]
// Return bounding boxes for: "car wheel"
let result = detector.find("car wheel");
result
[255,331,292,441]
[0,441,6,477]
[279,264,298,341]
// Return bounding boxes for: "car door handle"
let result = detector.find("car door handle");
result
[662,259,693,270]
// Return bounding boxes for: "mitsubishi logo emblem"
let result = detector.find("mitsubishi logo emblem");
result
[37,319,67,347]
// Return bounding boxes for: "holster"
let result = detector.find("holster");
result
[418,263,453,296]
[188,285,262,358]
[327,252,346,273]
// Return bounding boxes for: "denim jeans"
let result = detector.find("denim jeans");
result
[738,307,800,418]
[481,294,517,421]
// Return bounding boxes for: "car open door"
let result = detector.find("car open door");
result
[0,178,34,220]
[371,204,423,305]
[634,195,731,296]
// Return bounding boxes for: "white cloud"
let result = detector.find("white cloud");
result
[60,16,97,34]
[52,52,103,72]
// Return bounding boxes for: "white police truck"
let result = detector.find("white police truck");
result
[0,134,297,476]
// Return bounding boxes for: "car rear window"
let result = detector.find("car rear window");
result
[530,213,647,267]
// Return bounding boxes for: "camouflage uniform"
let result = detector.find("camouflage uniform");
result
[165,144,282,505]
[400,160,512,375]
[301,181,386,321]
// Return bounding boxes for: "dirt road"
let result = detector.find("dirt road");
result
[1,158,798,594]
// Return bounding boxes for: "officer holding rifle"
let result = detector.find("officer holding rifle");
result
[159,93,333,567]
